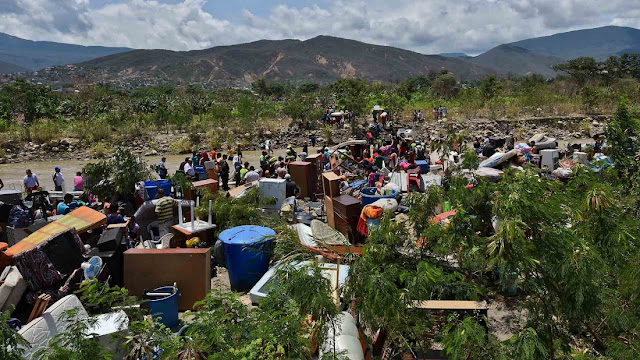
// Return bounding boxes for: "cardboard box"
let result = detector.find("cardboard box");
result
[124,248,211,310]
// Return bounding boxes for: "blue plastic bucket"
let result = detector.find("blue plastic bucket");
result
[147,286,181,327]
[218,225,276,292]
[360,187,398,207]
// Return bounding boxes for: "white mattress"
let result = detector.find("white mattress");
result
[0,266,27,313]
[19,295,89,359]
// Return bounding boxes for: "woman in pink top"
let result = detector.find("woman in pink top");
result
[73,172,83,191]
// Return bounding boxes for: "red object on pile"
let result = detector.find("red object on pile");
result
[357,205,383,236]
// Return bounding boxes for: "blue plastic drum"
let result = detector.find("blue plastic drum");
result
[218,225,276,292]
[147,286,181,328]
[145,179,172,199]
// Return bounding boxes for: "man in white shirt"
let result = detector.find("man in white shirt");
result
[52,166,64,191]
[265,139,273,154]
[243,166,260,183]
[23,169,40,193]
[183,159,196,178]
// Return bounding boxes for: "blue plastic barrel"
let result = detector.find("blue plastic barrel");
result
[145,180,173,199]
[360,187,398,206]
[147,286,181,327]
[218,225,276,292]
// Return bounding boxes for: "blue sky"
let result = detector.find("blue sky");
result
[1,0,639,55]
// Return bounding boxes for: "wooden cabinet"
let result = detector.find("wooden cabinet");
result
[289,161,311,198]
[331,195,361,243]
[124,248,211,310]
[322,171,341,198]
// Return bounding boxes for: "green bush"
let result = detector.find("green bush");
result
[169,137,193,154]
[23,120,61,144]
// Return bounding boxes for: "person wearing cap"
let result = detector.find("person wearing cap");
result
[52,167,64,191]
[286,145,297,162]
[285,174,300,198]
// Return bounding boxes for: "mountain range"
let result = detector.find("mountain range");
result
[0,32,130,72]
[1,26,639,87]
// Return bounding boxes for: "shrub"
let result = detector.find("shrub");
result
[89,141,109,158]
[169,137,193,154]
[21,120,61,144]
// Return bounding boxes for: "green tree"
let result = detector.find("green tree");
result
[604,96,639,174]
[283,97,308,128]
[553,57,601,86]
[83,146,154,199]
[481,74,502,100]
[431,73,459,99]
[252,77,269,98]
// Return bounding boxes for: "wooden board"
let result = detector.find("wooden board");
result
[412,300,487,311]
[324,195,335,228]
[124,248,211,311]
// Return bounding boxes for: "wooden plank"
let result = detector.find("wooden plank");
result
[412,300,487,310]
[28,294,51,323]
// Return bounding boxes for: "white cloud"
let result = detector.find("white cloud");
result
[0,0,638,54]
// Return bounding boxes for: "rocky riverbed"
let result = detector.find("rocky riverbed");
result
[0,114,609,165]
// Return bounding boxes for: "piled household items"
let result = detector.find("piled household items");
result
[0,172,212,356]
[473,132,613,180]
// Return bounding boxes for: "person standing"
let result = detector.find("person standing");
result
[265,139,273,155]
[276,163,287,179]
[285,174,300,198]
[243,166,260,183]
[23,169,40,193]
[52,167,64,191]
[155,188,175,236]
[310,133,317,147]
[157,157,168,179]
[234,162,242,188]
[73,172,84,191]
[220,155,230,191]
